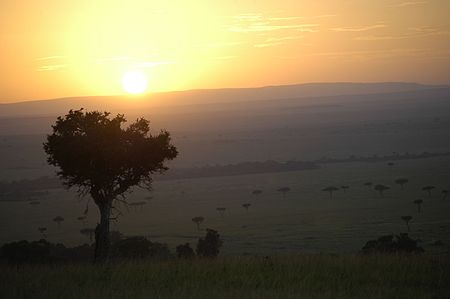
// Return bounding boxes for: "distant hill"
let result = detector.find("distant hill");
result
[0,82,446,118]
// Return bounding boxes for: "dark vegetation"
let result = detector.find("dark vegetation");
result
[43,109,178,263]
[0,229,223,265]
[361,234,424,254]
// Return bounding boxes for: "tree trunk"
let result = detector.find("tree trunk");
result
[94,201,112,264]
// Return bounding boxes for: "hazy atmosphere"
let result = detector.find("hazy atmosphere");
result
[1,1,449,298]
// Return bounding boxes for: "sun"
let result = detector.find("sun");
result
[121,71,148,94]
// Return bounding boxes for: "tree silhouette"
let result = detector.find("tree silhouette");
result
[413,199,423,213]
[252,189,262,198]
[38,227,47,238]
[196,229,223,258]
[322,186,339,199]
[374,184,390,197]
[363,182,372,187]
[192,216,204,230]
[442,189,449,200]
[401,216,412,232]
[43,109,177,263]
[242,203,251,213]
[29,201,40,206]
[394,178,409,190]
[387,162,395,168]
[277,187,291,198]
[340,185,350,193]
[216,207,226,217]
[53,216,64,228]
[422,186,435,197]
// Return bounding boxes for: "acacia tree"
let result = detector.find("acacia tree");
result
[43,109,178,263]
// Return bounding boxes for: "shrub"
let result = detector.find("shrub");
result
[196,229,223,258]
[176,243,195,258]
[361,233,424,254]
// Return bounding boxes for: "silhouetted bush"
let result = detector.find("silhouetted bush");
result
[361,234,424,254]
[0,239,93,265]
[196,229,223,258]
[112,236,171,259]
[176,243,195,259]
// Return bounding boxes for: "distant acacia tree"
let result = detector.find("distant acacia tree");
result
[394,178,409,190]
[252,189,262,198]
[277,187,291,198]
[43,109,177,263]
[192,216,205,230]
[442,189,449,200]
[38,227,47,238]
[242,203,251,213]
[413,199,423,213]
[216,207,226,217]
[53,216,64,228]
[363,182,373,187]
[422,186,435,197]
[340,185,350,193]
[401,216,412,232]
[374,184,390,197]
[322,186,339,199]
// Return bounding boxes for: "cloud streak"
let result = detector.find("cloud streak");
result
[330,24,387,32]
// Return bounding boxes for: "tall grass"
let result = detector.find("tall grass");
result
[1,254,449,299]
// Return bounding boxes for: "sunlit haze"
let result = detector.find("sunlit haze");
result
[0,0,449,102]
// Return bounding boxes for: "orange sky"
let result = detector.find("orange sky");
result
[1,0,449,103]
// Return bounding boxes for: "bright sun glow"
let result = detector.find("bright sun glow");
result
[122,71,148,94]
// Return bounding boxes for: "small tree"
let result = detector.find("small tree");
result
[277,187,291,198]
[192,216,204,230]
[394,178,409,190]
[196,229,223,258]
[401,216,412,232]
[374,184,390,197]
[216,207,226,217]
[363,182,373,187]
[252,189,262,198]
[442,189,449,200]
[53,216,64,228]
[340,185,350,193]
[413,199,423,213]
[242,203,251,213]
[38,227,47,238]
[322,186,339,199]
[44,109,177,263]
[422,186,435,197]
[176,243,195,258]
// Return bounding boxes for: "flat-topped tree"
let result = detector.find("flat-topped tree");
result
[242,203,251,213]
[192,216,204,230]
[413,199,423,213]
[340,185,349,193]
[322,186,339,199]
[374,184,390,197]
[277,187,291,198]
[422,186,435,197]
[395,178,409,190]
[53,216,64,228]
[216,207,226,217]
[38,227,47,238]
[252,189,262,198]
[442,189,449,200]
[401,216,412,232]
[43,109,178,263]
[363,182,372,187]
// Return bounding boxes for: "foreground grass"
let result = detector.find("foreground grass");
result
[1,254,449,299]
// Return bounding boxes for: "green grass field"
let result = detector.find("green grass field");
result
[2,254,449,299]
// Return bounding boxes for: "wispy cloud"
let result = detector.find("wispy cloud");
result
[355,26,450,41]
[330,24,387,32]
[37,64,67,72]
[308,48,446,61]
[36,56,64,61]
[390,1,428,8]
[135,61,174,68]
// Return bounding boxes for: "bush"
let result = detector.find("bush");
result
[196,229,223,258]
[176,243,195,258]
[112,236,171,259]
[361,233,424,254]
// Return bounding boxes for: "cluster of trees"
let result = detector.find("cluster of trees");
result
[0,229,223,265]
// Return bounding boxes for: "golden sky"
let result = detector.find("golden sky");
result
[1,0,449,102]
